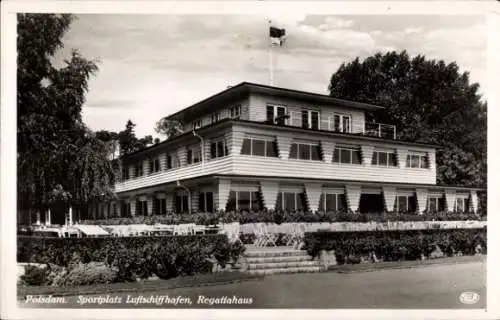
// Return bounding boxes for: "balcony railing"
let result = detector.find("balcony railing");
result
[364,122,396,139]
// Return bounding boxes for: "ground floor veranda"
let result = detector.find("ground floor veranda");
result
[26,175,481,226]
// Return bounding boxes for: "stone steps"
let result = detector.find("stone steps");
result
[248,260,319,270]
[246,266,322,276]
[244,248,309,258]
[242,246,321,275]
[246,255,311,264]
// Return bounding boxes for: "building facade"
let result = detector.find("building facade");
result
[87,82,481,220]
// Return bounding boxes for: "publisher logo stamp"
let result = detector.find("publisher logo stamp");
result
[459,292,480,304]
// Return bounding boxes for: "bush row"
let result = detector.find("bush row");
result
[304,228,487,264]
[18,235,246,284]
[79,210,484,226]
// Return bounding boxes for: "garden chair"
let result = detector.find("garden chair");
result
[174,223,195,235]
[220,222,240,243]
[193,225,206,235]
[288,223,306,250]
[260,224,278,247]
[251,223,266,247]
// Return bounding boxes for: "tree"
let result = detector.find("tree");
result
[155,118,184,139]
[328,51,486,189]
[17,14,115,223]
[111,120,158,156]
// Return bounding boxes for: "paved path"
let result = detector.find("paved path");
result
[21,260,486,309]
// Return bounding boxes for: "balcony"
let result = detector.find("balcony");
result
[364,122,396,139]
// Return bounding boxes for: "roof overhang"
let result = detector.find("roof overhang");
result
[213,174,485,191]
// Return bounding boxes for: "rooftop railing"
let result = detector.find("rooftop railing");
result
[364,122,396,140]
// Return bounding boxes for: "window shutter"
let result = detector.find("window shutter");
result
[301,110,309,129]
[266,106,274,123]
[391,153,398,166]
[289,143,298,159]
[333,148,340,163]
[210,142,217,159]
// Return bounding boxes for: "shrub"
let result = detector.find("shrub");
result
[61,262,118,286]
[304,228,486,264]
[18,234,245,283]
[21,265,50,286]
[79,209,484,226]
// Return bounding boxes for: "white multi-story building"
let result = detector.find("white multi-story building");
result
[92,82,480,219]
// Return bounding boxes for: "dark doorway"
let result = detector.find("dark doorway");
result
[359,194,385,213]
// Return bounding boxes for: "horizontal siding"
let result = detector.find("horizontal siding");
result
[249,93,365,134]
[231,155,436,184]
[115,157,233,193]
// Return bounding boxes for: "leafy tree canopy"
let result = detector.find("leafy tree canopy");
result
[96,120,160,156]
[155,118,184,139]
[17,14,115,213]
[329,51,486,188]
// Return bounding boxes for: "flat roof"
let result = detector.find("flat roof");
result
[166,82,385,122]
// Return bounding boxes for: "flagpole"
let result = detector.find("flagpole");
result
[268,19,274,86]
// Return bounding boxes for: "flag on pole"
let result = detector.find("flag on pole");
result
[269,25,286,47]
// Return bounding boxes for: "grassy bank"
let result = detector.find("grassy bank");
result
[18,271,263,299]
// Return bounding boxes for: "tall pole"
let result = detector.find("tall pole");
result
[268,19,274,86]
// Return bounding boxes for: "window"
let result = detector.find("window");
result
[333,146,361,164]
[210,139,228,159]
[175,194,189,213]
[455,197,469,213]
[136,200,148,216]
[121,203,131,217]
[187,147,201,164]
[427,196,445,213]
[122,168,130,180]
[396,195,416,213]
[289,142,322,161]
[319,193,346,212]
[406,152,428,168]
[149,158,160,174]
[266,105,287,125]
[301,110,320,130]
[199,192,214,212]
[167,154,179,169]
[372,150,398,166]
[135,164,143,177]
[111,203,117,218]
[241,137,278,157]
[226,191,262,212]
[193,120,202,130]
[211,112,221,124]
[330,114,351,133]
[154,198,167,215]
[276,192,306,212]
[230,105,241,119]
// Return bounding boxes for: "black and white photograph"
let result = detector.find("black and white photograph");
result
[1,1,498,319]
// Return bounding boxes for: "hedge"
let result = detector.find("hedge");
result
[304,227,487,264]
[18,235,246,282]
[78,210,484,226]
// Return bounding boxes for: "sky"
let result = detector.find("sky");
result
[54,14,487,139]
